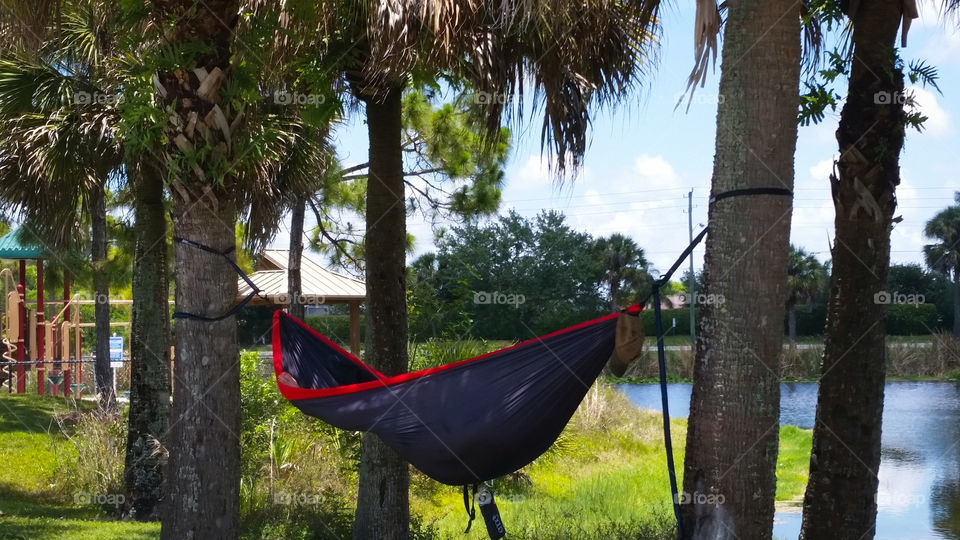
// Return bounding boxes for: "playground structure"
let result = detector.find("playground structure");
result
[0,227,131,399]
[0,266,83,396]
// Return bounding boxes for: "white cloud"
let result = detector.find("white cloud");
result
[918,23,960,67]
[632,154,682,188]
[906,86,953,137]
[506,154,590,193]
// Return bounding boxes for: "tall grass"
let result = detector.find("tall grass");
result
[51,408,128,515]
[620,335,960,382]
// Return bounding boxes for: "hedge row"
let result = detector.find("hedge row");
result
[237,302,944,347]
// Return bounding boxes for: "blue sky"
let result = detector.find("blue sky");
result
[298,2,960,277]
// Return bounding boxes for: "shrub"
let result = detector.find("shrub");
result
[885,303,939,335]
[52,408,127,516]
[303,315,365,347]
[407,339,503,372]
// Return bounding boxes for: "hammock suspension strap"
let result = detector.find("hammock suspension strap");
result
[463,484,477,533]
[710,187,793,205]
[171,237,262,322]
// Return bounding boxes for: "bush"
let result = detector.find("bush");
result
[238,349,364,538]
[407,339,504,372]
[640,308,691,337]
[885,303,939,335]
[303,315,365,347]
[52,408,128,516]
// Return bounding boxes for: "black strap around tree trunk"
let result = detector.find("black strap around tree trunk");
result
[171,237,262,322]
[709,187,793,205]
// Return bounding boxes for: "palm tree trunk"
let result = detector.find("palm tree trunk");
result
[800,1,906,538]
[151,1,241,535]
[124,165,170,520]
[288,196,306,321]
[90,183,114,411]
[353,86,410,540]
[680,0,800,537]
[162,198,240,539]
[788,304,798,344]
[610,278,620,311]
[952,269,959,339]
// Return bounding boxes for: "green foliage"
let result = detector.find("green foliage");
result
[313,88,511,272]
[408,339,504,372]
[798,50,847,126]
[885,303,939,336]
[907,60,941,94]
[302,314,366,348]
[408,210,622,340]
[787,246,830,308]
[52,409,127,515]
[777,426,813,503]
[924,193,960,284]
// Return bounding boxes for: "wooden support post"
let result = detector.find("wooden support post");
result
[36,263,43,348]
[30,309,42,395]
[349,301,361,357]
[16,264,25,394]
[63,276,70,397]
[74,306,81,398]
[62,321,71,397]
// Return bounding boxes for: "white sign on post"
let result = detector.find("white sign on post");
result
[109,335,124,368]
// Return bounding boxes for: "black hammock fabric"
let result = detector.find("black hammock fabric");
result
[272,306,641,486]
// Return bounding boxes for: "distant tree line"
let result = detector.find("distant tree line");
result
[407,210,653,340]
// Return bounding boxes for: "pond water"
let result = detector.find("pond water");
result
[618,381,960,539]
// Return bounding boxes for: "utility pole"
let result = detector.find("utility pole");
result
[688,189,696,343]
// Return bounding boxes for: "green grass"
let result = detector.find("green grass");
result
[0,385,813,540]
[776,426,813,505]
[413,387,812,539]
[0,394,160,539]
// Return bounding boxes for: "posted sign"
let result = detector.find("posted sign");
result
[109,335,124,368]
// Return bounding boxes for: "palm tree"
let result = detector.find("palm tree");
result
[677,0,802,537]
[148,1,337,535]
[0,3,121,414]
[335,3,660,536]
[923,193,960,339]
[0,1,176,517]
[595,233,651,310]
[798,3,955,537]
[786,246,828,344]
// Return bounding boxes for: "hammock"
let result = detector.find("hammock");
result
[272,305,642,486]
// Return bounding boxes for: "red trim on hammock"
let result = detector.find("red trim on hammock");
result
[274,304,644,401]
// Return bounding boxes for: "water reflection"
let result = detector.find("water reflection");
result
[932,457,960,538]
[618,381,960,539]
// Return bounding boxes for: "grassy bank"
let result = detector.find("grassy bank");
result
[412,386,812,539]
[0,379,812,539]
